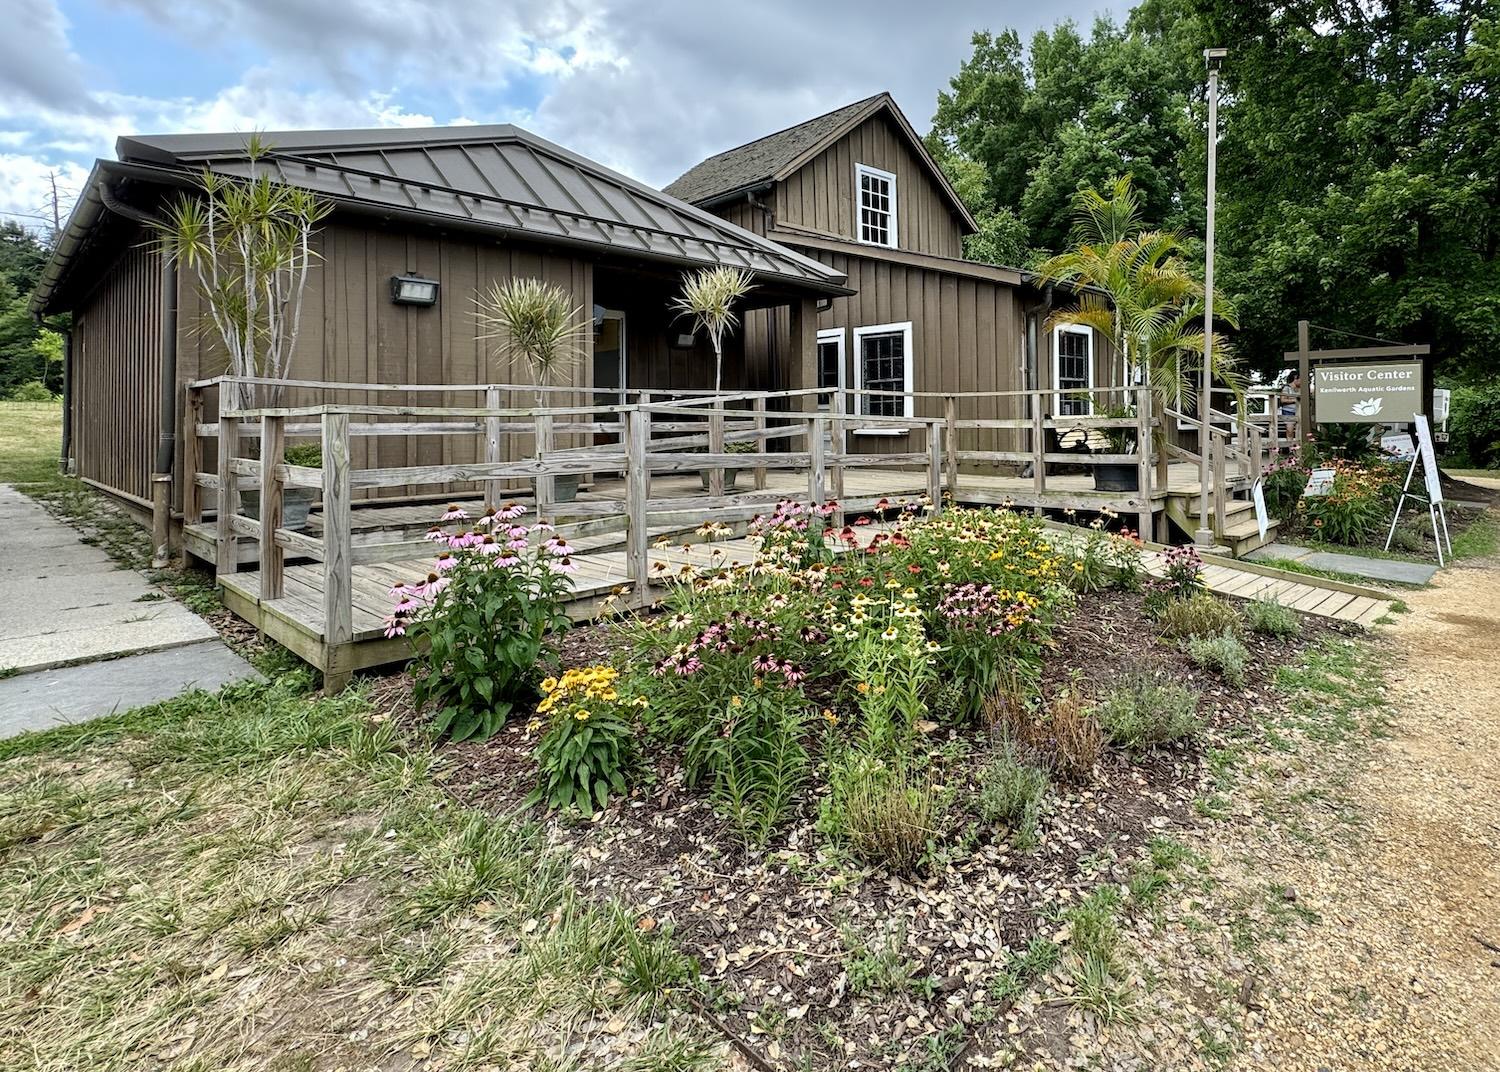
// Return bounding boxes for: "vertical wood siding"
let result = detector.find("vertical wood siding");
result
[775,114,965,259]
[72,235,162,503]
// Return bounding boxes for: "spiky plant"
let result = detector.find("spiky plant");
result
[474,278,591,407]
[1036,176,1241,415]
[154,134,331,408]
[669,267,755,396]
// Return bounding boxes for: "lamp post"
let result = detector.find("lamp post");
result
[1196,46,1227,547]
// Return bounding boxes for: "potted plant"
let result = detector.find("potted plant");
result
[475,278,591,503]
[239,443,322,530]
[671,267,755,494]
[699,440,756,491]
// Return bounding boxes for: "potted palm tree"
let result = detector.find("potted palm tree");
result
[475,278,592,502]
[1036,177,1241,493]
[669,266,755,491]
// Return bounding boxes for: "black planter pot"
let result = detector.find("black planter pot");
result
[1092,461,1139,492]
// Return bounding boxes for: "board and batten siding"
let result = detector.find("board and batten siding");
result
[774,113,965,259]
[71,234,163,505]
[177,221,594,502]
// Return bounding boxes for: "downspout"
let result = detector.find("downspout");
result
[99,182,178,561]
[59,330,73,473]
[1021,283,1054,477]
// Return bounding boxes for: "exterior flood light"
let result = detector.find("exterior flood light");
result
[391,275,439,306]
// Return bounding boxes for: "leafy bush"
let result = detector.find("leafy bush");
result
[1314,422,1379,461]
[1298,461,1401,546]
[1262,444,1313,520]
[528,667,637,816]
[1094,674,1200,749]
[1183,632,1249,686]
[1144,544,1205,615]
[1447,382,1500,469]
[977,740,1049,848]
[822,751,939,875]
[283,442,323,467]
[709,690,809,847]
[391,504,573,740]
[1155,593,1242,640]
[1241,598,1299,638]
[6,380,54,402]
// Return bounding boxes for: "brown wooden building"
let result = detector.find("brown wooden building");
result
[665,93,1113,459]
[30,125,851,516]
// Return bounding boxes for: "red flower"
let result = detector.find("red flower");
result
[907,563,923,574]
[832,580,845,589]
[858,577,875,587]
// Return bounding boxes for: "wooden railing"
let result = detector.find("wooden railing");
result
[184,378,1179,649]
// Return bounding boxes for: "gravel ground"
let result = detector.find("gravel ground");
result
[1231,555,1500,1071]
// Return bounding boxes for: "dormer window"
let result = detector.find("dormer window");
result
[855,163,897,248]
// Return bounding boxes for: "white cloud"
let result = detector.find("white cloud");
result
[0,0,98,113]
[0,154,92,232]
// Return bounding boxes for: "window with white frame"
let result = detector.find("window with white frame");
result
[853,322,914,425]
[855,164,897,248]
[816,328,844,409]
[1053,327,1093,415]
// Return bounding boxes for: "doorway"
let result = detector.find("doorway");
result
[594,309,626,410]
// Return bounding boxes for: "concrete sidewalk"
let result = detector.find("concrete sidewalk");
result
[0,484,262,737]
[1246,542,1439,586]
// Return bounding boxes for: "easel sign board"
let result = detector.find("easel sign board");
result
[1252,480,1269,540]
[1380,432,1416,459]
[1415,414,1443,504]
[1313,361,1422,423]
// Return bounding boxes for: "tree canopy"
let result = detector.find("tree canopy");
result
[928,0,1499,384]
[0,222,60,396]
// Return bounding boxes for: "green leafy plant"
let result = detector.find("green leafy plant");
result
[528,666,636,816]
[393,507,573,741]
[1094,674,1201,750]
[1155,592,1242,640]
[1241,598,1299,638]
[1298,460,1400,546]
[977,739,1049,848]
[6,380,53,402]
[1183,632,1249,687]
[710,689,809,846]
[282,443,322,467]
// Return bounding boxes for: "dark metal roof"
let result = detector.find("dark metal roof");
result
[33,124,849,315]
[664,93,976,233]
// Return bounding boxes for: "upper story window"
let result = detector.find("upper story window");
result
[1053,326,1094,416]
[855,163,897,248]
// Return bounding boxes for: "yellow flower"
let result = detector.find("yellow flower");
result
[856,682,870,694]
[541,676,559,693]
[823,709,839,725]
[731,695,743,708]
[574,710,590,721]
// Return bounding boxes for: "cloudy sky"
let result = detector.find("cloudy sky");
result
[1,0,1115,232]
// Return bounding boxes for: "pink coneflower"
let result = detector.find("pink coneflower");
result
[382,615,407,638]
[544,538,576,557]
[551,556,579,574]
[389,580,410,599]
[424,526,448,543]
[495,549,522,569]
[854,517,872,527]
[440,504,468,522]
[478,534,501,555]
[497,501,526,521]
[434,552,458,571]
[530,521,556,534]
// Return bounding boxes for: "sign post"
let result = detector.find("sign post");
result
[1384,414,1452,566]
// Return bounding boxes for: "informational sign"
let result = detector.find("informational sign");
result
[1303,467,1336,497]
[1313,361,1423,424]
[1380,432,1417,459]
[1251,480,1269,540]
[1414,414,1443,504]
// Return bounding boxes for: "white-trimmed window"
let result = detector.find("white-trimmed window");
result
[1052,326,1093,416]
[855,163,897,248]
[816,328,844,409]
[853,322,914,431]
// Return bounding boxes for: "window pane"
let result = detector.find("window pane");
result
[860,330,905,417]
[817,339,840,406]
[1057,330,1090,415]
[858,169,892,245]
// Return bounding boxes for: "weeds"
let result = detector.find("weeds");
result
[1156,592,1242,639]
[1241,598,1300,637]
[1183,633,1250,686]
[1095,675,1201,751]
[977,739,1049,848]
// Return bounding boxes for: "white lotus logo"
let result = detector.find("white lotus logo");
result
[1351,397,1384,417]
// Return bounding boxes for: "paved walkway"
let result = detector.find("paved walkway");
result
[1246,541,1439,586]
[0,485,260,737]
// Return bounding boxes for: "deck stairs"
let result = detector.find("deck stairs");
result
[1163,481,1280,558]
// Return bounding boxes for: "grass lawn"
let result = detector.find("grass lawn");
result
[0,675,712,1072]
[0,402,63,486]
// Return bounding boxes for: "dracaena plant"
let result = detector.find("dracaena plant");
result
[474,278,591,407]
[670,266,755,396]
[154,134,332,408]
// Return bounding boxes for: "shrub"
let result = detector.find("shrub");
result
[283,442,323,467]
[823,751,939,875]
[977,740,1049,848]
[1298,461,1401,546]
[1031,691,1105,782]
[710,691,809,847]
[1183,632,1249,686]
[1155,593,1242,640]
[1447,382,1500,469]
[1094,674,1201,750]
[392,504,573,741]
[1241,598,1299,638]
[6,380,54,402]
[528,666,637,816]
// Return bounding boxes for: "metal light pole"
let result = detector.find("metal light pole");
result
[1196,47,1227,547]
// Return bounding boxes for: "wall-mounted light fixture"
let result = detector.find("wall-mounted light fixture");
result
[670,331,697,350]
[391,274,439,306]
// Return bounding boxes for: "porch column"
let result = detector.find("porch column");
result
[788,297,818,413]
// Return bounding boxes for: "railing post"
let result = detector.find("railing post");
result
[534,412,555,523]
[321,411,353,690]
[626,407,649,609]
[943,393,959,503]
[259,415,286,599]
[215,414,239,577]
[1135,387,1153,539]
[708,404,726,498]
[1030,392,1045,510]
[183,386,202,526]
[484,386,502,508]
[926,421,943,514]
[150,474,171,569]
[830,388,846,525]
[752,396,768,491]
[808,413,826,506]
[1211,432,1228,539]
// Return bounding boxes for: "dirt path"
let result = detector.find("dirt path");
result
[1236,554,1500,1070]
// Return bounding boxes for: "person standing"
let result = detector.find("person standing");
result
[1279,370,1302,442]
